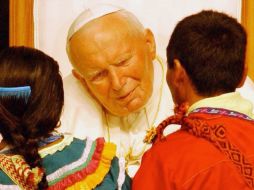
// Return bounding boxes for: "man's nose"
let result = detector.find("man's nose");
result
[109,68,122,91]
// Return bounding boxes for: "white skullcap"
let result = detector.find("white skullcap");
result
[67,4,123,41]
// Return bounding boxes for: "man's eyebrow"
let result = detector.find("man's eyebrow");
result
[114,53,132,64]
[85,69,103,76]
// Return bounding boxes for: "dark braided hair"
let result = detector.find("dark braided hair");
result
[0,46,64,189]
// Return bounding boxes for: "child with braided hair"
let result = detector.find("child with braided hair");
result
[133,10,254,190]
[0,46,131,189]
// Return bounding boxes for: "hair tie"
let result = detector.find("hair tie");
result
[0,86,31,103]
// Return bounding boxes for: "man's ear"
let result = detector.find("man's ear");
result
[72,69,89,91]
[72,69,98,100]
[72,69,83,81]
[237,62,248,88]
[144,28,156,60]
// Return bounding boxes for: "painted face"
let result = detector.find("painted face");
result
[69,17,155,116]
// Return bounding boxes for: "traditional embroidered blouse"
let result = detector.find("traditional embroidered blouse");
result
[0,134,131,190]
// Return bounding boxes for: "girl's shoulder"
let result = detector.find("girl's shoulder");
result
[0,135,131,190]
[43,135,119,189]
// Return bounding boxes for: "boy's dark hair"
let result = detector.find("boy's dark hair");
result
[167,10,247,96]
[0,46,64,189]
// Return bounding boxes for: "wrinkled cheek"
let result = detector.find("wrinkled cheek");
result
[130,57,146,78]
[88,83,110,102]
[129,67,143,79]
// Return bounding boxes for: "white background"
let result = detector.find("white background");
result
[34,0,241,77]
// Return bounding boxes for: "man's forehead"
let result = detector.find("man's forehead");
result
[72,42,132,65]
[70,38,133,71]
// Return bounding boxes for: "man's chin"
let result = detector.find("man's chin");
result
[128,97,148,112]
[107,109,131,117]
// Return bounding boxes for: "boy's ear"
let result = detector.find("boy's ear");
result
[173,59,188,86]
[168,59,191,105]
[237,62,248,88]
[144,28,156,60]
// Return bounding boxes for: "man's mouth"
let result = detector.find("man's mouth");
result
[117,87,137,101]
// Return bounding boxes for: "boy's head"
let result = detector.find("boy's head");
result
[166,10,247,105]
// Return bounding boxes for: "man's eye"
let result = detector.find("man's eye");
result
[118,61,127,66]
[117,58,131,67]
[91,70,107,81]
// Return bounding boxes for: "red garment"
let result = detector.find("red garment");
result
[132,108,254,190]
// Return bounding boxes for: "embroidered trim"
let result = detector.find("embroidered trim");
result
[66,142,116,190]
[47,137,94,184]
[0,184,20,190]
[191,107,253,121]
[39,134,74,158]
[48,138,105,190]
[11,156,43,186]
[147,104,254,187]
[117,157,126,190]
[0,155,35,190]
[183,114,254,188]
